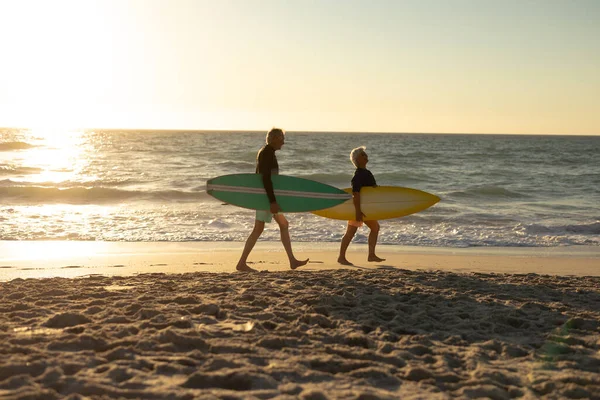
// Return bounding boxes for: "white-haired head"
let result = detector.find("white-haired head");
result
[350,146,367,167]
[266,128,285,144]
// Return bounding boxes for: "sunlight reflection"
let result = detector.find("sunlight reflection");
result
[20,128,90,183]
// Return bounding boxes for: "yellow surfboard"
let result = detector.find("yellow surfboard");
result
[311,186,440,221]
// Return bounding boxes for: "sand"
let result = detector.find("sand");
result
[0,242,599,399]
[1,241,599,281]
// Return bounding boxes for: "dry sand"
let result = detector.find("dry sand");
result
[0,242,599,399]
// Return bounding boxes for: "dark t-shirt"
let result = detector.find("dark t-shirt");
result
[351,168,377,193]
[256,144,279,203]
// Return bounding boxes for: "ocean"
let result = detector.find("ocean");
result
[1,128,598,248]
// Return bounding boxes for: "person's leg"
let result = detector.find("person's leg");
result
[338,223,358,265]
[365,220,385,262]
[236,219,265,272]
[273,214,309,269]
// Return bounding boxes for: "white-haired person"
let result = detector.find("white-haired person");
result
[338,146,386,266]
[236,128,309,272]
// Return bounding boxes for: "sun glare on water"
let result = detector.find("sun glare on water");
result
[22,128,90,184]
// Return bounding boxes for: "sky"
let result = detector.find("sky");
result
[0,0,599,134]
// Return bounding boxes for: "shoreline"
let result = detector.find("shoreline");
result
[1,241,598,282]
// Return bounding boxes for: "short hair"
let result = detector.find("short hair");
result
[266,128,285,144]
[350,146,367,167]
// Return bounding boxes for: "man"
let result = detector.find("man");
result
[236,128,309,272]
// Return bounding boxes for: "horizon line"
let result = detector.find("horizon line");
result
[0,126,598,137]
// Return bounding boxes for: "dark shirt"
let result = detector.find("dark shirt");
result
[256,144,279,203]
[351,168,377,193]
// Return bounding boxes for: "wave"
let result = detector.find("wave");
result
[0,177,148,188]
[292,173,351,184]
[521,221,600,236]
[379,150,442,160]
[0,166,43,176]
[0,142,35,151]
[214,160,255,169]
[448,185,530,200]
[375,171,438,184]
[0,186,210,204]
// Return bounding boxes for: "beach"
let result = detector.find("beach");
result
[1,242,599,399]
[2,0,599,397]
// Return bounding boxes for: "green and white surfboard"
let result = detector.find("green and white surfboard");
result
[206,174,351,212]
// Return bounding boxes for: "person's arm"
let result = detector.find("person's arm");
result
[353,191,364,221]
[262,173,281,213]
[262,173,276,204]
[258,148,280,213]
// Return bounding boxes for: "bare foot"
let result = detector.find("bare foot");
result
[290,258,309,270]
[337,257,354,266]
[236,263,258,272]
[368,255,386,262]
